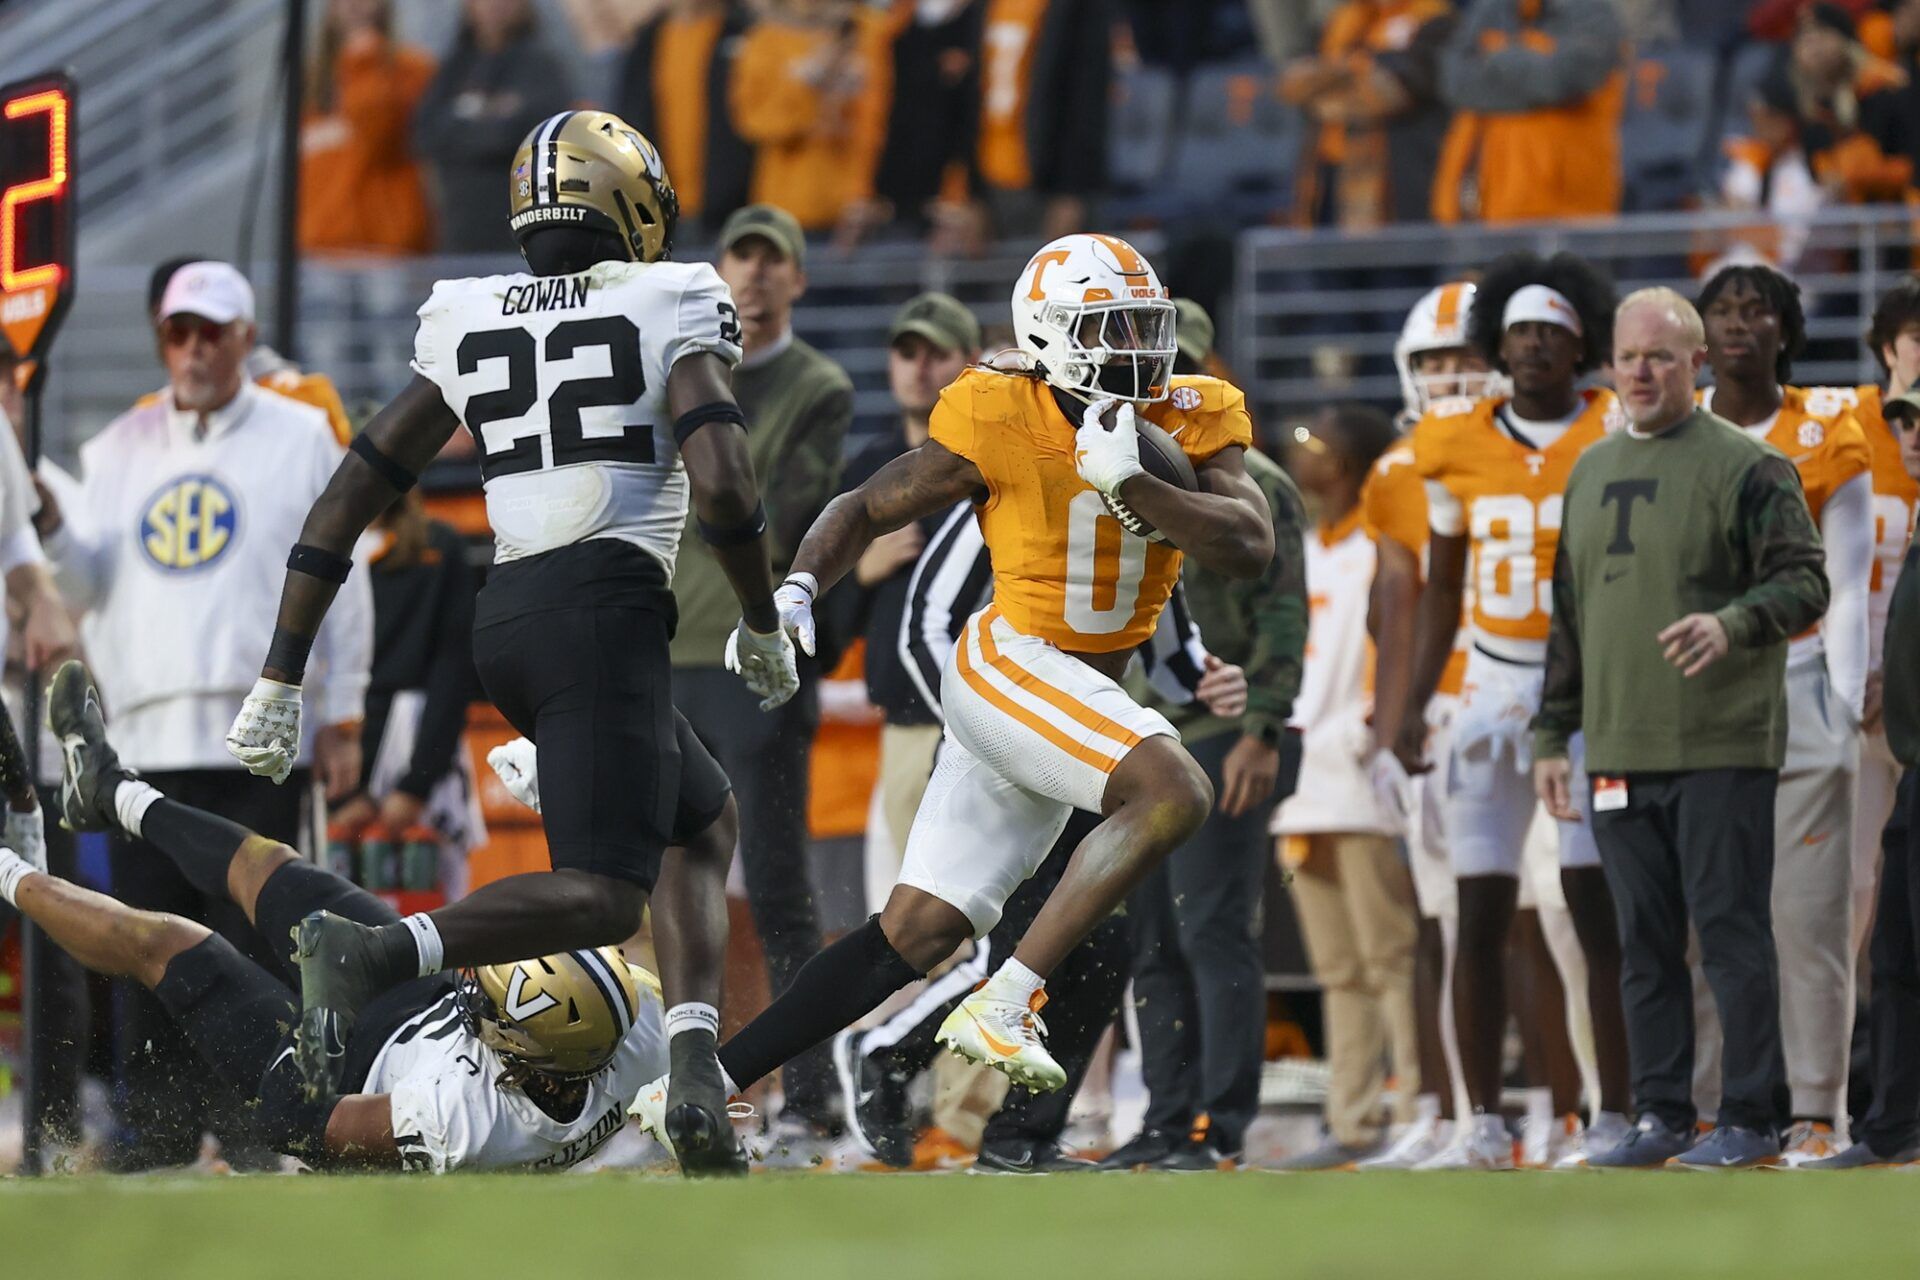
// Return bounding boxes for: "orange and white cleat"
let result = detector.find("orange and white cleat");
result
[936,986,1068,1092]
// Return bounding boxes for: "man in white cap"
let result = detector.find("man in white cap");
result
[1390,251,1634,1168]
[35,259,372,1170]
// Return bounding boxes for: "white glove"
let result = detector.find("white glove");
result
[725,623,801,711]
[225,677,302,784]
[1073,398,1146,497]
[1368,749,1413,824]
[5,803,45,872]
[774,574,818,658]
[487,737,541,813]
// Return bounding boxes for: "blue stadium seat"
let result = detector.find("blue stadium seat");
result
[1164,62,1301,218]
[1107,65,1177,195]
[1620,47,1717,211]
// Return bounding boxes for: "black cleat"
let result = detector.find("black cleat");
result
[971,1140,1099,1175]
[1096,1127,1183,1171]
[291,910,396,1099]
[664,1029,748,1177]
[46,660,132,832]
[834,1028,914,1168]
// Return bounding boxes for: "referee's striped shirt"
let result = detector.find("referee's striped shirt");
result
[896,501,1214,718]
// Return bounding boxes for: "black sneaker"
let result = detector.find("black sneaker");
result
[292,910,398,1099]
[664,1029,748,1178]
[1586,1114,1696,1168]
[1156,1137,1245,1172]
[971,1140,1098,1174]
[1096,1127,1183,1171]
[47,661,132,832]
[833,1028,915,1168]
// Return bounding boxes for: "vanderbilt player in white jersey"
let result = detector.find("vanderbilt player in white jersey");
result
[220,112,794,1174]
[0,662,668,1173]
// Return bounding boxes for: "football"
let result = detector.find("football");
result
[1094,409,1198,543]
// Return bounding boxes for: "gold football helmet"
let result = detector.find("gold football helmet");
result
[456,945,641,1079]
[508,110,679,263]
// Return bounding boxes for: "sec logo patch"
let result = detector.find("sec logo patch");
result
[1171,386,1202,411]
[140,475,239,572]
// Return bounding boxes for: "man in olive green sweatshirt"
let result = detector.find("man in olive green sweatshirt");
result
[1533,288,1830,1169]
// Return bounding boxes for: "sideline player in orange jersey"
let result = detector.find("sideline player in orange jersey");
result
[1391,253,1633,1169]
[1695,263,1874,1163]
[694,234,1275,1102]
[1839,280,1920,958]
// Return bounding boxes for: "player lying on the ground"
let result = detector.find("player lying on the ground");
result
[0,661,666,1173]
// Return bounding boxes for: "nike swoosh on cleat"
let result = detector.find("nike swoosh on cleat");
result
[972,1012,1022,1058]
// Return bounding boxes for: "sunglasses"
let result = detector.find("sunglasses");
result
[160,316,234,348]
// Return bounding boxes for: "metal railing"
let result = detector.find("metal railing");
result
[1231,205,1918,433]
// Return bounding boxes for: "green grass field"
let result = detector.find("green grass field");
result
[5,1170,1920,1279]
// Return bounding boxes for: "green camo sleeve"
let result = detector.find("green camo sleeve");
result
[1713,454,1831,648]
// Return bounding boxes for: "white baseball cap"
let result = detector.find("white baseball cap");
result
[159,260,255,325]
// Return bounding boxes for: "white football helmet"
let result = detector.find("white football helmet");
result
[1394,281,1504,423]
[1011,234,1177,404]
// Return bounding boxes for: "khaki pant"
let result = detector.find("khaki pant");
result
[1288,832,1421,1146]
[872,721,1003,1143]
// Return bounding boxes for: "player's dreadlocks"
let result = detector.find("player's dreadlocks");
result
[1867,273,1920,373]
[1467,251,1617,376]
[1696,263,1806,384]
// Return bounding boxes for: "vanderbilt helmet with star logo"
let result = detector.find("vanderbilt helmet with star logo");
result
[456,945,642,1079]
[509,110,680,265]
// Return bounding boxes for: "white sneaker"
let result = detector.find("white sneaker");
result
[627,1073,674,1157]
[1556,1110,1631,1168]
[1519,1113,1581,1169]
[1413,1114,1515,1170]
[936,986,1067,1091]
[1356,1118,1455,1170]
[1779,1120,1841,1169]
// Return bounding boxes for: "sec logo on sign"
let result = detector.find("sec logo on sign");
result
[140,475,239,572]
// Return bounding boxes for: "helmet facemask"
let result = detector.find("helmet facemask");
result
[1038,299,1178,404]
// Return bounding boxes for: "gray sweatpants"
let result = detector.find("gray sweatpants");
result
[1691,659,1857,1127]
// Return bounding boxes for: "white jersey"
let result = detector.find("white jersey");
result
[369,968,668,1174]
[1272,514,1398,838]
[410,258,743,574]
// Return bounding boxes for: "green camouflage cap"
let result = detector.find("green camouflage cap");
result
[889,292,981,354]
[719,204,805,267]
[1174,297,1215,368]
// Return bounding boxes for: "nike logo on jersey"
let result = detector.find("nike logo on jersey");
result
[1604,567,1630,583]
[502,277,590,315]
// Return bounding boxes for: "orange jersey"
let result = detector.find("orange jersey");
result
[929,368,1253,652]
[978,0,1048,190]
[1702,385,1870,522]
[1412,390,1617,647]
[1362,441,1465,695]
[135,369,353,446]
[1802,385,1919,659]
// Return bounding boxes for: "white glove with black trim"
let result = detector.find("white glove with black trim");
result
[225,677,302,784]
[1073,397,1146,497]
[487,737,541,814]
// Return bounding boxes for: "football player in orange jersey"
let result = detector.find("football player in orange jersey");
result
[1845,280,1920,958]
[1696,263,1874,1163]
[1391,253,1633,1169]
[702,233,1275,1099]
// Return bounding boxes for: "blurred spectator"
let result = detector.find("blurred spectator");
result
[1432,0,1627,223]
[1279,0,1459,228]
[36,262,372,1170]
[299,0,436,257]
[141,258,354,445]
[1769,4,1916,205]
[614,0,754,230]
[1246,0,1348,66]
[1611,0,1680,47]
[329,491,485,891]
[730,0,892,234]
[415,0,575,254]
[972,0,1112,241]
[670,206,852,1145]
[1718,75,1830,271]
[870,0,983,242]
[1751,0,1879,43]
[1272,401,1416,1169]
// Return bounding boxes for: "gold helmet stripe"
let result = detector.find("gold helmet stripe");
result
[572,946,634,1034]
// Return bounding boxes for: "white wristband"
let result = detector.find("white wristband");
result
[783,572,819,600]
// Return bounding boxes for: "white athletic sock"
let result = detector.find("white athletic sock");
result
[1525,1087,1553,1130]
[0,847,31,906]
[989,958,1045,1003]
[113,779,163,838]
[1415,1093,1442,1125]
[401,913,444,976]
[665,1001,721,1040]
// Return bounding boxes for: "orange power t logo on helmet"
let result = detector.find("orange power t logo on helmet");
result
[1026,249,1072,302]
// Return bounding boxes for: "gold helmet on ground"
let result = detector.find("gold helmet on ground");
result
[508,110,679,264]
[456,945,640,1079]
